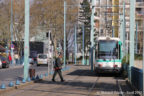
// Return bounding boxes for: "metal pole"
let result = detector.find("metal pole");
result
[135,22,138,54]
[120,15,123,56]
[48,31,50,74]
[123,2,126,57]
[129,0,135,82]
[90,0,95,71]
[126,32,129,62]
[63,1,66,68]
[74,24,77,65]
[10,0,14,66]
[82,25,85,65]
[143,21,144,95]
[24,0,30,80]
[99,0,101,36]
[112,27,114,37]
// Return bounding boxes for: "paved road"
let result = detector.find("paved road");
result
[0,64,49,87]
[1,65,138,96]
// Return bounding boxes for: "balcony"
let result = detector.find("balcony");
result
[135,14,144,20]
[137,26,143,31]
[136,2,144,8]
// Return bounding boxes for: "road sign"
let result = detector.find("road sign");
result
[11,44,14,49]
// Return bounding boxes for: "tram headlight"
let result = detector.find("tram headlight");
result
[113,65,118,68]
[98,64,102,67]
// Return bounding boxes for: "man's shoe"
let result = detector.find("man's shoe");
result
[61,80,65,82]
[52,79,56,82]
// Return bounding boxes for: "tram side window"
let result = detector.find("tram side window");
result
[119,45,121,59]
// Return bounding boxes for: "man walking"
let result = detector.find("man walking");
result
[52,53,64,82]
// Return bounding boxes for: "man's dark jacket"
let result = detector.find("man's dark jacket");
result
[54,58,62,70]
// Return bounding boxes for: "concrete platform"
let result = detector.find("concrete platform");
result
[0,65,135,96]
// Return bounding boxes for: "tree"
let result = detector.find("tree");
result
[31,0,78,52]
[0,0,78,56]
[80,0,91,46]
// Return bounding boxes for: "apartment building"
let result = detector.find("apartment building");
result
[135,0,144,53]
[94,0,144,54]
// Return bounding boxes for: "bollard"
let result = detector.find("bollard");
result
[39,74,43,79]
[9,81,14,87]
[16,79,20,85]
[27,77,31,82]
[22,79,26,83]
[50,71,54,75]
[32,76,35,80]
[62,68,65,71]
[36,75,39,80]
[0,83,6,89]
[45,73,48,77]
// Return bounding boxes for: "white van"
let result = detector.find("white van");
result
[37,54,48,66]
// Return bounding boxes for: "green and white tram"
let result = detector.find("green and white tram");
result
[94,37,122,73]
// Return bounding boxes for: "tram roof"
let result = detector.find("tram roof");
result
[97,37,120,41]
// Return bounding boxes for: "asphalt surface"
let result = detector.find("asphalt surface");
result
[1,65,138,96]
[0,64,50,87]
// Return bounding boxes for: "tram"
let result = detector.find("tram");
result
[94,37,122,73]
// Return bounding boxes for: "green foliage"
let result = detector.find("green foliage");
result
[80,0,91,44]
[122,54,129,65]
[122,54,143,65]
[135,54,143,60]
[121,55,130,78]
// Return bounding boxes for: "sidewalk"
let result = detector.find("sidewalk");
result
[0,65,134,96]
[1,65,96,96]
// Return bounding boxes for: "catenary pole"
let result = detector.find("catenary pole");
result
[10,0,14,66]
[90,0,95,71]
[142,20,144,95]
[74,24,77,65]
[82,25,85,65]
[63,1,66,68]
[122,2,126,57]
[24,0,30,80]
[135,22,138,54]
[129,0,135,82]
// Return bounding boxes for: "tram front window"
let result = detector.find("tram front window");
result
[98,40,119,59]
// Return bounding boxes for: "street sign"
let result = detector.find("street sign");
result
[11,44,14,49]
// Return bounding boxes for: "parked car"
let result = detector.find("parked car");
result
[37,54,48,66]
[0,55,9,68]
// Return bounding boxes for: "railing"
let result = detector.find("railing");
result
[135,14,144,20]
[131,67,143,92]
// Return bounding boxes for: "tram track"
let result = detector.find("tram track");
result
[87,74,126,96]
[87,76,100,96]
[116,77,124,96]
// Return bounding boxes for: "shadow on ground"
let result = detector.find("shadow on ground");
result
[67,69,122,77]
[33,69,134,94]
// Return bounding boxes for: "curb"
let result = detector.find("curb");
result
[0,79,42,95]
[0,66,71,95]
[0,81,33,95]
[0,76,65,95]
